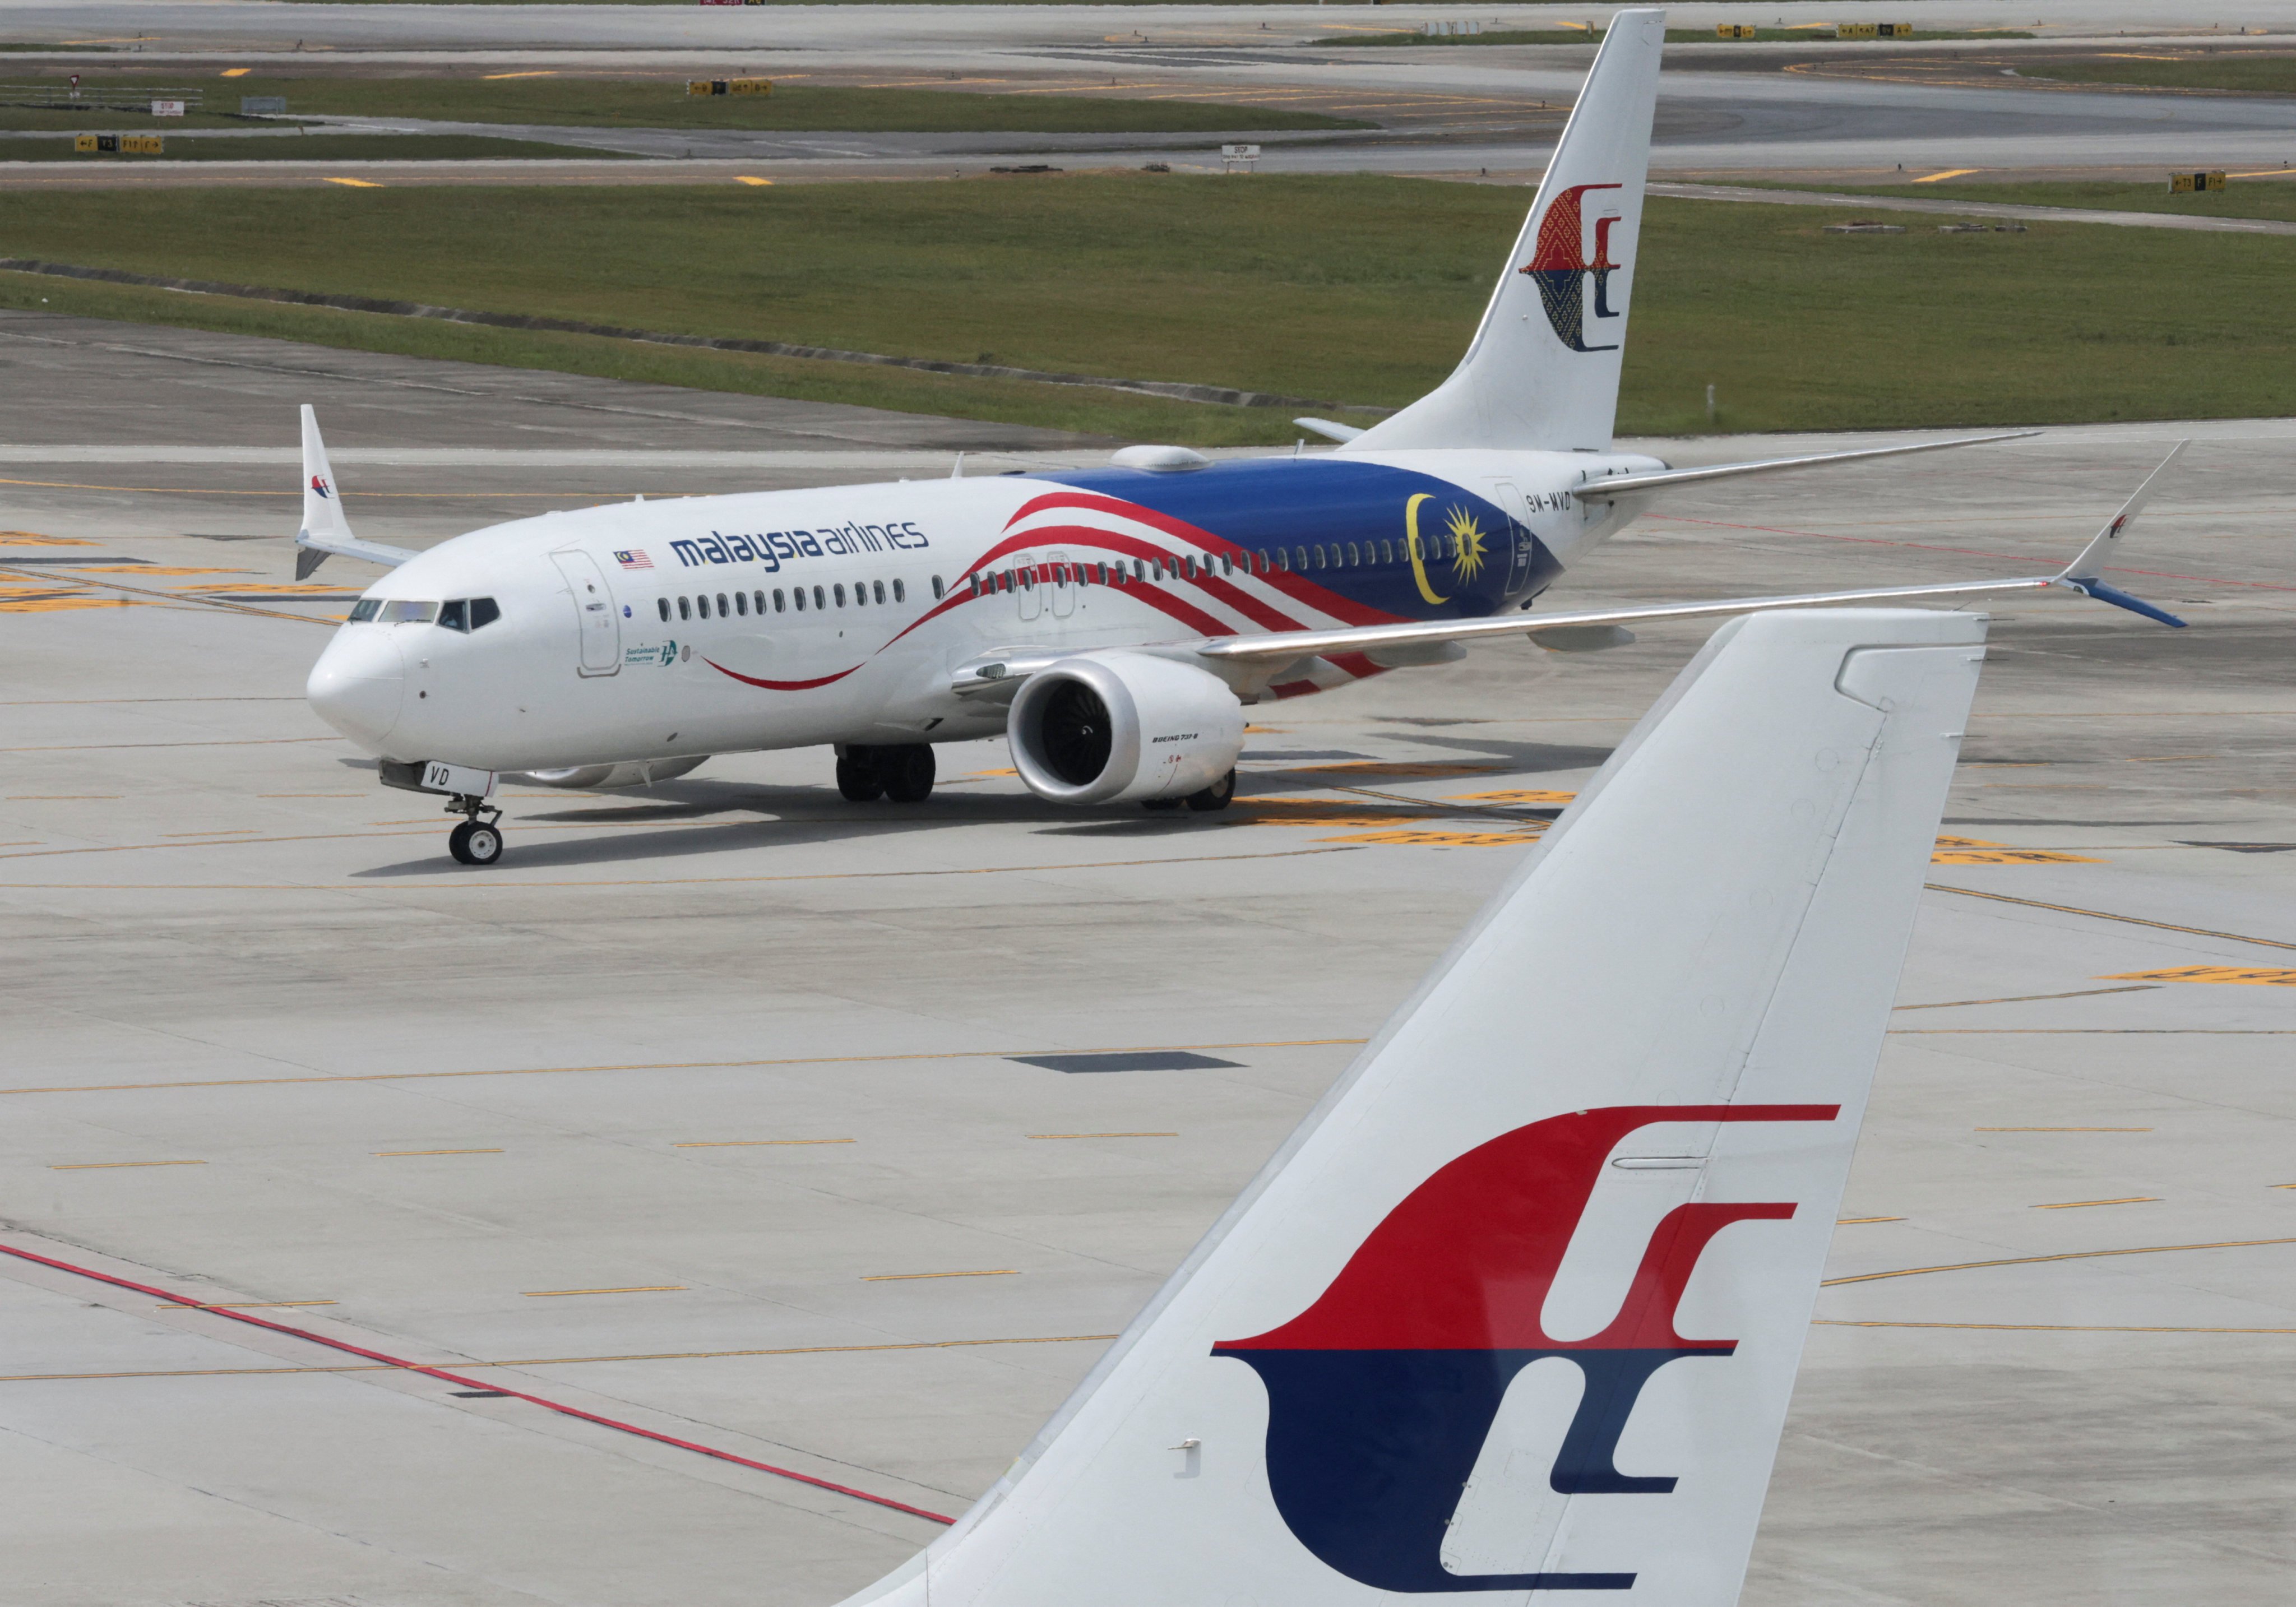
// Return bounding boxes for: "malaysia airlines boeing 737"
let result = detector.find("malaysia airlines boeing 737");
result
[300,9,2182,865]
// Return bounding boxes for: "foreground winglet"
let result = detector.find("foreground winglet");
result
[836,608,1985,1607]
[293,405,417,580]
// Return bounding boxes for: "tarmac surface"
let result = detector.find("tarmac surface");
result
[6,314,2296,1606]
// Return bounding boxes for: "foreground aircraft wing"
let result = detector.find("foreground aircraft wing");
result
[843,606,1986,1607]
[1192,442,2188,671]
[1572,428,2038,499]
[293,405,418,580]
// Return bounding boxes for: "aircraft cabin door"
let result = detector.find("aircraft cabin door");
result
[1049,548,1077,618]
[1017,559,1044,622]
[551,549,622,677]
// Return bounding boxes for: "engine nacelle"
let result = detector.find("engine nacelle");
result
[511,756,710,790]
[1008,652,1244,806]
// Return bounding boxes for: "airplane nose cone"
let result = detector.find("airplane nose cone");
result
[307,627,405,751]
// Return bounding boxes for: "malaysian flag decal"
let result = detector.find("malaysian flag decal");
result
[615,549,654,571]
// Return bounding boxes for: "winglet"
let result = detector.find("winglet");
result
[2053,441,2190,627]
[834,608,1987,1607]
[293,405,418,578]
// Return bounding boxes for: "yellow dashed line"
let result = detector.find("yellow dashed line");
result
[522,1285,685,1298]
[2103,965,2296,987]
[2034,1197,2160,1210]
[325,178,383,189]
[862,1270,1019,1282]
[1821,1235,2296,1287]
[673,1138,852,1148]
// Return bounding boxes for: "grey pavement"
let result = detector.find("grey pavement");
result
[4,312,2296,1604]
[1652,181,2296,234]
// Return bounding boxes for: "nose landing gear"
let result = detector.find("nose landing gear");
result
[445,794,505,866]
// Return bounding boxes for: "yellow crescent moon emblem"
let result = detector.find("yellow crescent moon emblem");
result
[1404,493,1449,605]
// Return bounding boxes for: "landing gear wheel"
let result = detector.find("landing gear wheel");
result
[1184,768,1237,814]
[836,752,885,802]
[449,818,503,866]
[1140,797,1184,812]
[882,744,936,804]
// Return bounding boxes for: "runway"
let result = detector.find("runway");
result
[4,310,2296,1604]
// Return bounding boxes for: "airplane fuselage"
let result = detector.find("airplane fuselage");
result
[308,448,1660,774]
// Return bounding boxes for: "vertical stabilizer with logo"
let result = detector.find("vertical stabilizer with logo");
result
[832,605,1985,1607]
[293,404,415,579]
[1345,8,1663,453]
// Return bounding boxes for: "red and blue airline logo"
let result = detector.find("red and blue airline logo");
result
[310,474,332,499]
[1213,1102,1836,1593]
[1519,182,1626,353]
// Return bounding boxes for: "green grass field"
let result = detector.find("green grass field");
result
[2017,55,2296,96]
[0,176,2283,443]
[0,132,626,161]
[1746,177,2296,225]
[0,75,1365,134]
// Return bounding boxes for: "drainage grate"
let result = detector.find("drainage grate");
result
[1010,1050,1240,1075]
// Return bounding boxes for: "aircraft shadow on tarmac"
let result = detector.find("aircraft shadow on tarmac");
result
[341,741,1617,877]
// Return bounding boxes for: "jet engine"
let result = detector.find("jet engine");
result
[511,756,711,790]
[1008,652,1244,807]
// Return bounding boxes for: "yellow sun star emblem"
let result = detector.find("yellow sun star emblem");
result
[1445,506,1489,581]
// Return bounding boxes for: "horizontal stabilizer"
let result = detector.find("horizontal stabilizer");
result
[1293,417,1364,443]
[836,608,1984,1607]
[1575,429,2036,500]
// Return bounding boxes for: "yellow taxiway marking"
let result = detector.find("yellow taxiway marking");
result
[1933,849,2103,865]
[1836,1216,1906,1224]
[1912,168,1982,183]
[325,177,384,188]
[0,1331,1120,1383]
[2034,1197,2160,1210]
[221,67,251,77]
[1297,761,1498,777]
[0,532,96,545]
[862,1269,1019,1282]
[674,1138,853,1148]
[50,1159,205,1170]
[77,566,249,576]
[1323,829,1536,847]
[522,1285,686,1298]
[483,70,557,79]
[159,1300,336,1309]
[1925,884,2296,953]
[1978,1126,2152,1133]
[1028,1132,1178,1140]
[160,829,257,839]
[735,175,773,186]
[374,1148,503,1157]
[2104,965,2296,987]
[1,1038,1367,1100]
[1898,985,2156,1011]
[1821,1235,2296,1288]
[1451,789,1577,804]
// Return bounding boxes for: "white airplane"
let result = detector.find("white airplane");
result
[825,604,1987,1607]
[299,8,2181,866]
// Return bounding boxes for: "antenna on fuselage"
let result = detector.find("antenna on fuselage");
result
[951,453,964,479]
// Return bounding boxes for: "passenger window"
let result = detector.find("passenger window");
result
[794,587,807,612]
[698,595,711,619]
[894,578,907,603]
[871,580,885,605]
[734,591,748,616]
[1219,554,1233,576]
[716,592,729,616]
[657,598,670,622]
[1292,547,1308,571]
[931,575,944,599]
[1313,548,1328,571]
[773,589,785,612]
[438,599,469,632]
[813,586,826,610]
[1096,562,1109,585]
[678,596,691,620]
[752,590,763,615]
[1346,543,1360,568]
[834,583,847,608]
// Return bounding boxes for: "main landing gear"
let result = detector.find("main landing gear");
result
[445,794,505,866]
[836,743,936,805]
[1142,768,1237,814]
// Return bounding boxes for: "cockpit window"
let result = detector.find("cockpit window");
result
[436,599,501,633]
[439,599,467,632]
[470,597,500,629]
[363,600,439,624]
[348,599,382,622]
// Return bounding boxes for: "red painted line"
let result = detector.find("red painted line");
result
[0,1241,955,1526]
[704,657,861,692]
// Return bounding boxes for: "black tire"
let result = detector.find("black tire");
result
[1140,797,1184,812]
[835,752,885,802]
[882,744,936,804]
[1185,768,1237,813]
[449,819,503,866]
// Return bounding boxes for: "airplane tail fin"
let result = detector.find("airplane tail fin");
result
[294,405,416,577]
[835,606,1984,1607]
[1345,7,1663,454]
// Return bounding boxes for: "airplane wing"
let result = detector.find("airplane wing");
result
[1191,442,2188,669]
[841,603,1986,1607]
[1571,428,2037,499]
[293,404,419,580]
